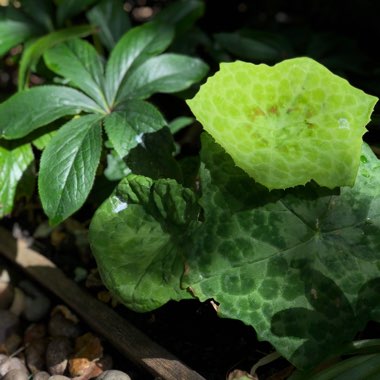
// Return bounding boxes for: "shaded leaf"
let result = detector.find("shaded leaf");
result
[104,151,130,181]
[125,127,183,183]
[44,38,107,110]
[56,0,99,27]
[168,116,194,134]
[32,131,56,150]
[154,0,204,36]
[21,0,54,31]
[214,32,281,62]
[18,24,96,89]
[0,140,34,217]
[104,99,166,158]
[105,21,174,105]
[0,85,102,139]
[0,7,41,56]
[39,114,103,225]
[118,53,209,100]
[86,0,131,51]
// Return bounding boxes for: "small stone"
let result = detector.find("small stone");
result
[24,324,47,344]
[95,370,132,380]
[33,371,50,380]
[0,356,28,377]
[48,376,71,380]
[2,368,29,380]
[25,338,47,374]
[45,337,73,375]
[48,312,81,339]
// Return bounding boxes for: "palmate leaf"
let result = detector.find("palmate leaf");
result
[118,53,209,101]
[43,38,107,110]
[89,133,380,369]
[0,85,102,139]
[0,140,34,217]
[39,114,103,225]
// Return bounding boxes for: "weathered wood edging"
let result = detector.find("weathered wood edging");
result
[0,226,206,380]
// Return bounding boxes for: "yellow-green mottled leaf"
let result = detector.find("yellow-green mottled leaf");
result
[187,57,378,190]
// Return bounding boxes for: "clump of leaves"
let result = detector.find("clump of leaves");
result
[89,58,380,370]
[0,19,208,223]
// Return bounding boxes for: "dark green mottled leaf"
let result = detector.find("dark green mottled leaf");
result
[39,114,103,225]
[86,0,131,51]
[0,140,34,217]
[90,133,380,369]
[0,86,102,139]
[118,53,209,100]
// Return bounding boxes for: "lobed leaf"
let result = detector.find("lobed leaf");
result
[90,133,380,369]
[44,38,108,110]
[187,57,378,190]
[118,53,209,100]
[0,86,102,139]
[39,114,103,225]
[0,140,34,217]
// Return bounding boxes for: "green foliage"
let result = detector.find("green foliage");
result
[0,10,208,222]
[1,1,380,376]
[89,133,380,369]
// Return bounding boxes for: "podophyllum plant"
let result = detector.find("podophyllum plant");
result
[89,57,380,372]
[0,8,208,223]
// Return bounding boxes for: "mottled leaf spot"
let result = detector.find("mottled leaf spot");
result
[221,272,255,295]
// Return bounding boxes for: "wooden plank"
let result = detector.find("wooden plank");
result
[0,226,206,380]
